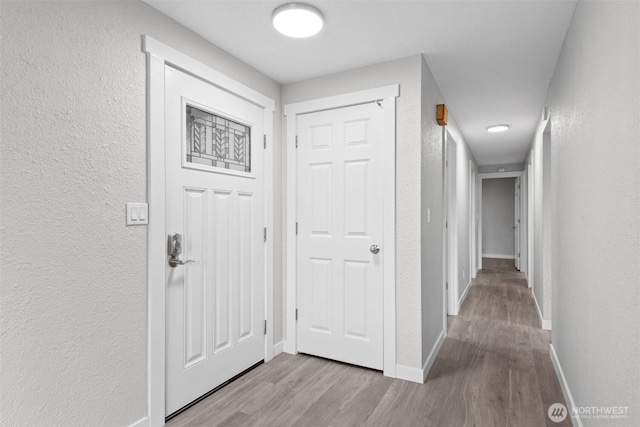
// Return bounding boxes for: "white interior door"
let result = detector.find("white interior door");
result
[514,177,521,270]
[296,102,384,370]
[165,66,265,416]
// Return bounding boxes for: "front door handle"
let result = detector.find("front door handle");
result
[168,256,195,268]
[168,233,195,268]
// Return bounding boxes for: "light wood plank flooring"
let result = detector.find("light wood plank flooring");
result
[167,258,570,427]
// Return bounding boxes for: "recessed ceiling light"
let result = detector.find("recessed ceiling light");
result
[272,3,324,38]
[487,124,509,133]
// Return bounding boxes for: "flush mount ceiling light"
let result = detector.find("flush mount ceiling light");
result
[272,3,324,38]
[487,124,510,133]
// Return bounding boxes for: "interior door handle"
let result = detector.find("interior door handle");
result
[370,244,380,254]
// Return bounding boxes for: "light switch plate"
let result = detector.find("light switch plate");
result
[126,203,148,226]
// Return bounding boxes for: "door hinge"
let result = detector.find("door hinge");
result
[518,252,521,257]
[264,227,267,242]
[446,221,448,229]
[263,134,266,149]
[264,320,267,335]
[295,222,298,235]
[295,135,298,148]
[446,282,449,290]
[295,309,298,321]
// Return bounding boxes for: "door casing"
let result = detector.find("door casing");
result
[514,177,521,269]
[144,36,275,427]
[444,131,458,316]
[527,153,534,288]
[469,161,478,279]
[478,171,525,271]
[283,85,398,378]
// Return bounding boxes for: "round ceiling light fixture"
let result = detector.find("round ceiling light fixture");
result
[272,3,324,38]
[487,124,510,133]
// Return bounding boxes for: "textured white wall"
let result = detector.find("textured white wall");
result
[0,2,281,425]
[419,59,478,363]
[545,1,640,424]
[283,55,424,368]
[482,178,516,257]
[420,57,446,367]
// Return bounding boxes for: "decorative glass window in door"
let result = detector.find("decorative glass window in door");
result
[186,105,251,173]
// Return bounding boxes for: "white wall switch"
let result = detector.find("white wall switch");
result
[126,203,149,226]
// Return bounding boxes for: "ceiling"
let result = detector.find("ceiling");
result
[144,0,576,165]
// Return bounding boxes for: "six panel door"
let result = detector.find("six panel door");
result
[296,102,384,370]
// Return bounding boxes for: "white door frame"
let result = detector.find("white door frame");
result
[469,161,478,279]
[527,153,534,288]
[144,36,275,427]
[478,171,524,270]
[444,131,458,315]
[514,177,521,269]
[283,85,398,378]
[520,170,529,279]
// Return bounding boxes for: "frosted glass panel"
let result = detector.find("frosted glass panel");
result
[186,105,251,173]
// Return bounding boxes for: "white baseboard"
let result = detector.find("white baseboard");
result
[458,279,472,310]
[395,330,445,384]
[282,339,295,355]
[273,340,284,357]
[395,364,424,384]
[482,253,515,259]
[550,344,582,427]
[532,291,552,330]
[129,416,149,427]
[422,330,445,382]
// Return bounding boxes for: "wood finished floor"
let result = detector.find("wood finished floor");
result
[167,258,570,427]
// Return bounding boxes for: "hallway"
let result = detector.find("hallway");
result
[167,258,569,427]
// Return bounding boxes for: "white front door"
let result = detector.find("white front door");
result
[164,66,265,416]
[296,103,384,370]
[514,177,521,270]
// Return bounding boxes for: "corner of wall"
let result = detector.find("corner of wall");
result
[532,290,552,330]
[419,54,446,374]
[422,330,445,382]
[550,344,583,427]
[458,278,472,312]
[129,417,150,427]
